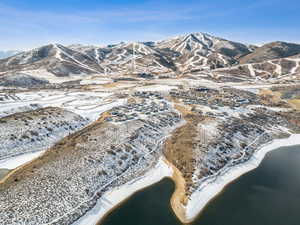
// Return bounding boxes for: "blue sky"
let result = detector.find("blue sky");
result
[0,0,299,50]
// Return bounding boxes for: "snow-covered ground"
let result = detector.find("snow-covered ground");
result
[21,69,83,84]
[0,90,123,121]
[0,107,88,162]
[184,133,300,223]
[0,150,45,170]
[72,157,172,225]
[231,83,297,94]
[134,84,177,92]
[247,105,292,112]
[79,77,113,85]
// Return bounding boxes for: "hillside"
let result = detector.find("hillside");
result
[239,41,300,64]
[214,53,300,80]
[0,44,103,77]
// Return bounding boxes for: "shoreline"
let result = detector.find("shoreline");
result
[182,133,300,223]
[166,161,187,223]
[72,157,173,225]
[72,134,300,225]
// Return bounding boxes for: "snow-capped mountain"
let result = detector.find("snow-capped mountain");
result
[155,32,253,72]
[100,42,176,75]
[156,32,251,58]
[1,32,300,80]
[0,44,103,77]
[0,50,21,59]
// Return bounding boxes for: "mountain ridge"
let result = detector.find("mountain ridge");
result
[1,32,299,80]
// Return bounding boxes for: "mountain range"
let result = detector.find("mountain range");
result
[0,32,300,81]
[0,50,21,59]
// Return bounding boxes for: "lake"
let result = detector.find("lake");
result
[100,145,300,225]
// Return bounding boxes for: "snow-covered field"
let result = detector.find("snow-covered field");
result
[134,84,177,92]
[0,89,126,174]
[0,90,124,121]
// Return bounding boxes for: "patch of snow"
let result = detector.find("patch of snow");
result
[247,64,256,77]
[54,44,99,74]
[0,151,46,170]
[80,78,112,85]
[290,58,300,74]
[134,85,177,92]
[268,60,282,75]
[0,90,118,121]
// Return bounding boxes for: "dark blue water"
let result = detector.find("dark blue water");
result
[100,145,300,225]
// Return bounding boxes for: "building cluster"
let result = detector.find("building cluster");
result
[180,101,295,197]
[106,92,169,123]
[170,87,258,109]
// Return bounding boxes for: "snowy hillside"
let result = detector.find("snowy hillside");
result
[214,54,300,80]
[0,107,88,160]
[1,32,300,80]
[0,44,103,77]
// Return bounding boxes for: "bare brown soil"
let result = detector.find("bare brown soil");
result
[259,89,282,104]
[163,103,207,223]
[288,99,300,110]
[102,82,119,88]
[164,105,202,186]
[0,169,10,181]
[164,159,187,223]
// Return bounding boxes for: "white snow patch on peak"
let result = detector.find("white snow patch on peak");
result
[120,42,156,55]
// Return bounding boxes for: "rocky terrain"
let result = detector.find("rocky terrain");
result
[0,31,300,225]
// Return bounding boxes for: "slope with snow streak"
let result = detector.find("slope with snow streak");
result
[289,57,300,74]
[54,44,102,73]
[214,54,300,79]
[0,44,103,77]
[155,32,252,73]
